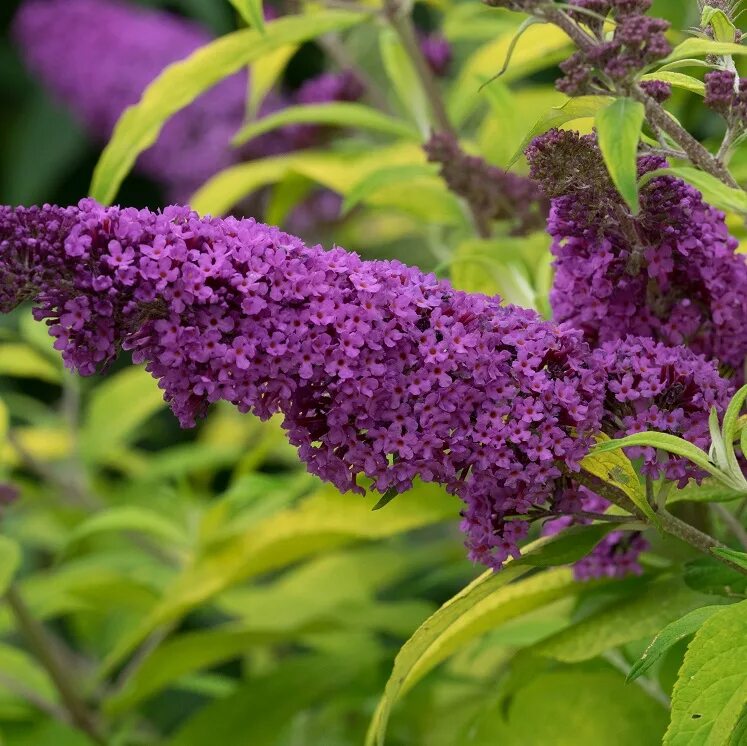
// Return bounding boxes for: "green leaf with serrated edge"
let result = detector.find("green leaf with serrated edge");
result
[581,433,659,526]
[99,482,458,676]
[591,432,736,487]
[658,38,747,66]
[639,72,705,95]
[509,95,612,167]
[712,547,747,571]
[627,605,724,682]
[228,0,265,33]
[596,98,645,214]
[721,385,747,481]
[665,599,747,745]
[232,101,419,146]
[365,526,618,746]
[531,576,709,664]
[65,506,189,549]
[684,558,747,598]
[342,164,438,215]
[640,167,747,214]
[0,537,20,597]
[89,11,365,204]
[667,478,745,504]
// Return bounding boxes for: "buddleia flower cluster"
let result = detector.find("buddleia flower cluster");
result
[1,199,610,570]
[526,128,747,372]
[13,0,363,203]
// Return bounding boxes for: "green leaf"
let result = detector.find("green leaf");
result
[473,669,668,745]
[227,0,265,33]
[640,72,705,96]
[596,98,646,214]
[591,432,733,487]
[640,166,747,215]
[65,506,189,549]
[532,577,709,664]
[0,536,21,597]
[450,23,572,126]
[365,526,616,746]
[665,599,747,745]
[509,95,612,166]
[581,433,658,526]
[89,11,365,204]
[700,6,739,44]
[342,164,438,215]
[246,45,298,117]
[80,367,165,462]
[721,385,747,479]
[379,28,429,133]
[232,101,418,146]
[667,479,745,505]
[659,38,747,66]
[0,344,61,384]
[711,547,747,571]
[101,482,458,674]
[627,605,725,682]
[684,558,747,598]
[170,653,375,746]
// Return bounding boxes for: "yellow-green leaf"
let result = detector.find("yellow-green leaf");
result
[232,101,419,146]
[640,71,705,96]
[89,11,365,204]
[0,344,61,384]
[581,432,656,525]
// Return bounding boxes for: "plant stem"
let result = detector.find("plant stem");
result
[574,471,747,576]
[5,586,106,744]
[383,0,492,238]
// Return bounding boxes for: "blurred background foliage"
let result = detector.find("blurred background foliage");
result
[0,0,746,744]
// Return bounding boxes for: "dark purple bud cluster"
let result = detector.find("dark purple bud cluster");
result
[1,199,608,571]
[527,129,747,372]
[704,70,747,123]
[425,132,548,236]
[639,79,672,103]
[419,32,453,77]
[558,0,671,96]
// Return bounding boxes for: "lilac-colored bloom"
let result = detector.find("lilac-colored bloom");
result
[595,336,733,485]
[419,32,452,77]
[527,129,747,372]
[1,199,607,571]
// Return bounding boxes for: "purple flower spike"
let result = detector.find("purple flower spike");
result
[527,129,747,372]
[1,199,606,571]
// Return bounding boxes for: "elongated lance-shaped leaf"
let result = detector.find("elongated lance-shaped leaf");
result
[365,525,619,746]
[720,385,747,487]
[658,37,747,66]
[711,546,747,571]
[627,605,724,682]
[595,97,645,214]
[90,11,366,204]
[591,432,742,490]
[639,71,705,96]
[709,406,729,471]
[232,102,420,146]
[228,0,266,33]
